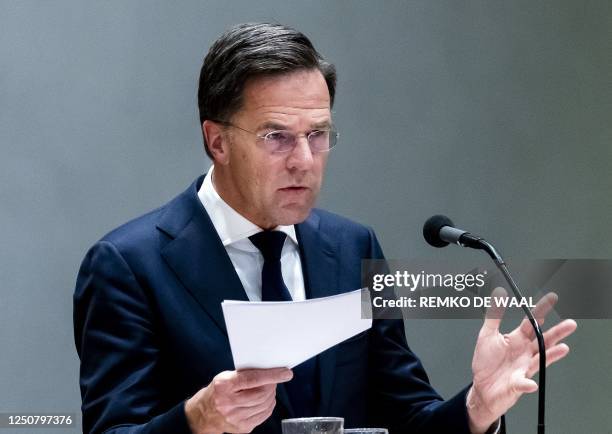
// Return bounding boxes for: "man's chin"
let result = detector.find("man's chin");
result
[274,205,313,226]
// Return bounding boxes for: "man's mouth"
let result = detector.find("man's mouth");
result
[279,184,309,190]
[278,186,310,194]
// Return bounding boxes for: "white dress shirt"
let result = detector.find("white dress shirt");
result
[197,166,306,302]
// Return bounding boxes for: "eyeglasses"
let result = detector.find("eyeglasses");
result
[214,120,339,154]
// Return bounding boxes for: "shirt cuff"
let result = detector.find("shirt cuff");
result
[487,418,501,434]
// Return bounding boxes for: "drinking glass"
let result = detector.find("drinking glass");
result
[281,417,344,434]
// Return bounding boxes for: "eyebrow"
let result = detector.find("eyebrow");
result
[258,121,288,131]
[311,120,332,129]
[257,120,332,131]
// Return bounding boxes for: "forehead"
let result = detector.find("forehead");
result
[235,69,331,127]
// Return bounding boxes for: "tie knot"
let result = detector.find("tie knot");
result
[249,231,287,261]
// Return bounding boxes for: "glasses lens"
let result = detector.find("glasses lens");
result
[265,131,296,153]
[308,130,330,152]
[264,129,338,153]
[328,130,338,150]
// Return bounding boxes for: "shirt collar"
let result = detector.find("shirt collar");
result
[197,166,299,250]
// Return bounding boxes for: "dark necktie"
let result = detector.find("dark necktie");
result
[249,231,292,301]
[249,230,318,417]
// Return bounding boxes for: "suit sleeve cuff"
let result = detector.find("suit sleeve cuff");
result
[146,400,192,434]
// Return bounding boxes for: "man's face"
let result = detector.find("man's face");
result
[211,69,331,229]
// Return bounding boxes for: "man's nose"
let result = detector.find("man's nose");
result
[286,135,314,171]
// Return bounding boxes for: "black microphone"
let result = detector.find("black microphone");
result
[423,214,486,250]
[423,214,547,434]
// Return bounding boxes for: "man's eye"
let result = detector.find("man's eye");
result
[267,131,293,144]
[266,131,282,140]
[309,130,326,138]
[309,130,331,143]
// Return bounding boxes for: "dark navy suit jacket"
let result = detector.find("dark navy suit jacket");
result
[74,175,475,434]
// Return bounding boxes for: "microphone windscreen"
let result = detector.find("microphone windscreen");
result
[423,215,454,248]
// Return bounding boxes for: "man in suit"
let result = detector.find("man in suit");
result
[73,23,576,434]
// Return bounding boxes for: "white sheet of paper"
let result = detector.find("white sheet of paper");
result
[221,288,372,369]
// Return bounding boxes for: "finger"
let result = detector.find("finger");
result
[224,390,276,429]
[211,370,242,396]
[529,319,577,355]
[241,393,276,428]
[527,343,570,377]
[232,384,276,407]
[482,287,508,334]
[232,368,293,391]
[519,292,558,340]
[512,377,538,394]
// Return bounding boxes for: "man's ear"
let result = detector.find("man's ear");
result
[202,120,230,165]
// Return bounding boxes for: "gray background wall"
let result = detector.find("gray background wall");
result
[1,1,610,432]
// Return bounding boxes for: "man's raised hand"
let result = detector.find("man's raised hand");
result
[466,288,577,433]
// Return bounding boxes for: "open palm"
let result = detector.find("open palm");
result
[467,288,577,431]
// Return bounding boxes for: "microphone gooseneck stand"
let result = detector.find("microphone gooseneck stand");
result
[458,234,547,434]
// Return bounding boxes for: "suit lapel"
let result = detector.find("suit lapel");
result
[157,177,248,337]
[296,212,340,416]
